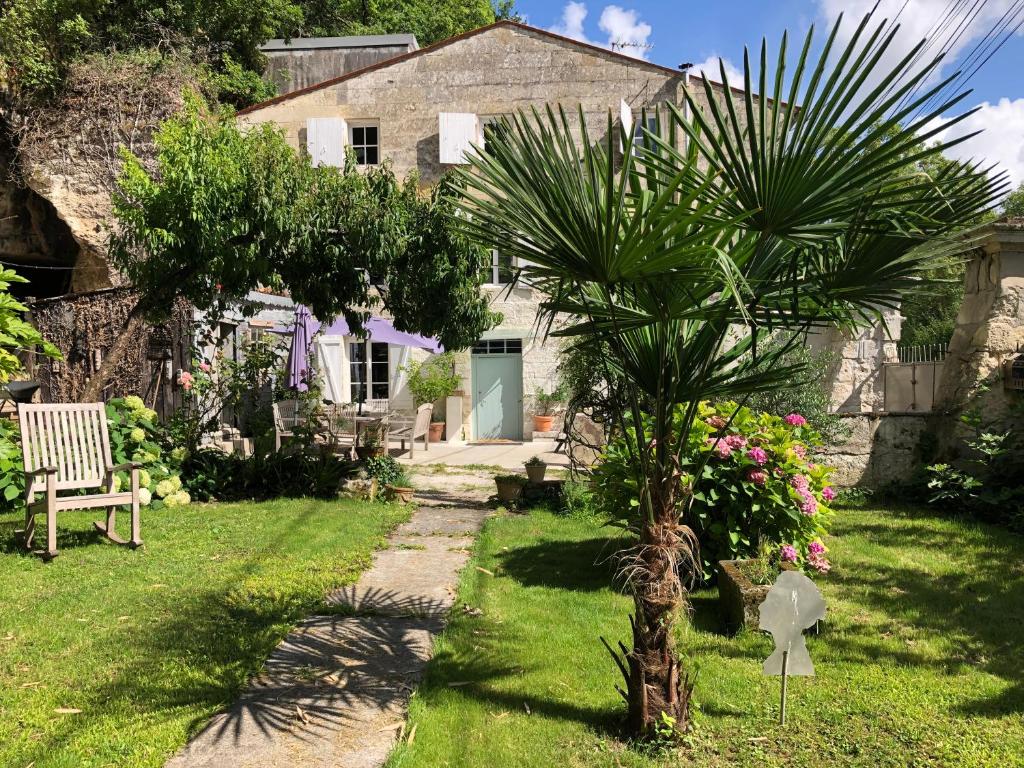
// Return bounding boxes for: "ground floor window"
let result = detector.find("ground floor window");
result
[350,341,389,401]
[472,338,522,355]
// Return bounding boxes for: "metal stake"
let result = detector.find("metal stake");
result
[779,649,789,726]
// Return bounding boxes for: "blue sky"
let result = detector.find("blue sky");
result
[512,0,1024,186]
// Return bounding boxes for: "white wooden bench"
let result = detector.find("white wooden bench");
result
[388,403,432,458]
[17,402,141,560]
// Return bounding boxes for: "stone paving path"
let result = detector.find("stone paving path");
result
[165,474,491,768]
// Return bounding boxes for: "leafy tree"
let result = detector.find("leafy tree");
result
[294,0,501,44]
[0,266,60,382]
[1005,181,1024,218]
[96,94,497,399]
[453,11,1004,739]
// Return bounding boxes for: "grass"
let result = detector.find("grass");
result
[386,505,1024,768]
[0,497,409,767]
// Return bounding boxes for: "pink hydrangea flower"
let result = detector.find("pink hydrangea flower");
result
[808,540,826,556]
[747,447,768,465]
[706,415,727,429]
[800,494,818,516]
[821,486,836,501]
[178,371,194,391]
[791,444,807,460]
[785,413,808,427]
[808,553,831,574]
[746,468,768,486]
[725,434,748,449]
[790,474,810,491]
[705,438,732,459]
[780,545,799,563]
[199,362,211,373]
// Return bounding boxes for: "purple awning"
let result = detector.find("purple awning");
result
[276,306,442,353]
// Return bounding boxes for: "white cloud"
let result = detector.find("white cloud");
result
[549,3,653,59]
[550,1,590,43]
[690,55,744,86]
[929,98,1024,188]
[599,6,652,59]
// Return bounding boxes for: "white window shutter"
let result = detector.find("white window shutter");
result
[439,112,483,164]
[620,99,634,135]
[307,117,348,167]
[316,336,345,403]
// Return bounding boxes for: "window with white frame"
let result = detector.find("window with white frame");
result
[483,249,515,285]
[350,123,380,166]
[632,113,659,154]
[349,341,389,401]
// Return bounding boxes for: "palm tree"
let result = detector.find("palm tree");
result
[452,11,1006,737]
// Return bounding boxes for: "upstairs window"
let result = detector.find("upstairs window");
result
[632,114,659,154]
[350,124,379,166]
[483,250,515,285]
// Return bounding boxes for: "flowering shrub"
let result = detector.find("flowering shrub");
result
[592,401,836,581]
[106,397,189,509]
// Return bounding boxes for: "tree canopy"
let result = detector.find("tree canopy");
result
[0,0,512,100]
[110,96,498,351]
[1005,182,1024,218]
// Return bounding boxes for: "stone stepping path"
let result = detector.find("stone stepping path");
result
[165,499,489,768]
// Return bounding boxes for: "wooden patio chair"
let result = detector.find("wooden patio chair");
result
[272,399,302,451]
[17,403,141,560]
[388,403,432,458]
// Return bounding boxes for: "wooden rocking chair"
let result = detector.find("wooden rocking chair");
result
[17,403,142,560]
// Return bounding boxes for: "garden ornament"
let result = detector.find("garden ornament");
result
[759,570,827,725]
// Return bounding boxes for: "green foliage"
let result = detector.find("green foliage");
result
[735,538,782,586]
[524,455,545,467]
[363,454,407,487]
[558,477,596,518]
[111,97,498,351]
[592,402,837,582]
[533,384,566,415]
[746,336,849,444]
[402,351,460,407]
[297,0,501,45]
[201,52,277,107]
[0,420,26,513]
[181,441,356,502]
[105,396,189,508]
[0,267,60,382]
[1004,182,1024,218]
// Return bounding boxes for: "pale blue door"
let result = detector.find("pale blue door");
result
[471,343,523,440]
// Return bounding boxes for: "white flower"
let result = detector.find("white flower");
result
[155,479,174,498]
[139,488,152,506]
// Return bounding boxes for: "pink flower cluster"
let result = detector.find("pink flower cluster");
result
[808,544,831,573]
[791,443,807,460]
[746,468,768,486]
[791,474,818,515]
[785,413,808,427]
[178,371,194,391]
[705,437,732,458]
[747,446,768,465]
[822,486,836,501]
[706,415,727,429]
[780,544,799,563]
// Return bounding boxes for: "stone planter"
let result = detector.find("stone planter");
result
[494,476,525,503]
[428,422,444,442]
[532,414,555,432]
[525,463,547,483]
[718,559,794,634]
[355,446,385,461]
[387,485,414,504]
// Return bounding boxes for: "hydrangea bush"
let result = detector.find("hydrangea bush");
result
[106,396,189,509]
[592,401,836,581]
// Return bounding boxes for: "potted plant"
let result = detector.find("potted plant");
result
[355,422,386,460]
[525,455,547,483]
[403,352,461,442]
[494,474,527,503]
[387,470,415,504]
[532,385,564,432]
[363,455,414,502]
[718,540,797,633]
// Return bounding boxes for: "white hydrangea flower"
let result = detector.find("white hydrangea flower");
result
[139,488,152,506]
[155,479,175,498]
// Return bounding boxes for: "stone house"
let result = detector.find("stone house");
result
[237,19,738,442]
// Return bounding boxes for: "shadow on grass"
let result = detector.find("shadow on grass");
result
[495,534,628,592]
[828,507,1024,717]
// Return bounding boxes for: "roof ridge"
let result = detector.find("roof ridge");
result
[239,20,686,115]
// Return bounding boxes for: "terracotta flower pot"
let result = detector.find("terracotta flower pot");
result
[494,477,525,503]
[428,422,444,442]
[525,464,546,483]
[532,415,555,432]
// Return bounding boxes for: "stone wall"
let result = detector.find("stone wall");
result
[819,413,934,487]
[809,308,900,414]
[239,22,695,188]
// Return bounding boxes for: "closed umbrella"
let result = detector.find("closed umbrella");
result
[286,305,316,392]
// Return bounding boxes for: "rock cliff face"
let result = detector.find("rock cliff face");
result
[3,55,196,294]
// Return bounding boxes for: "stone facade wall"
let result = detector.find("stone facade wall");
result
[819,413,934,487]
[239,23,692,188]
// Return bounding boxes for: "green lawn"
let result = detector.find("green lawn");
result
[0,497,408,767]
[387,505,1024,768]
